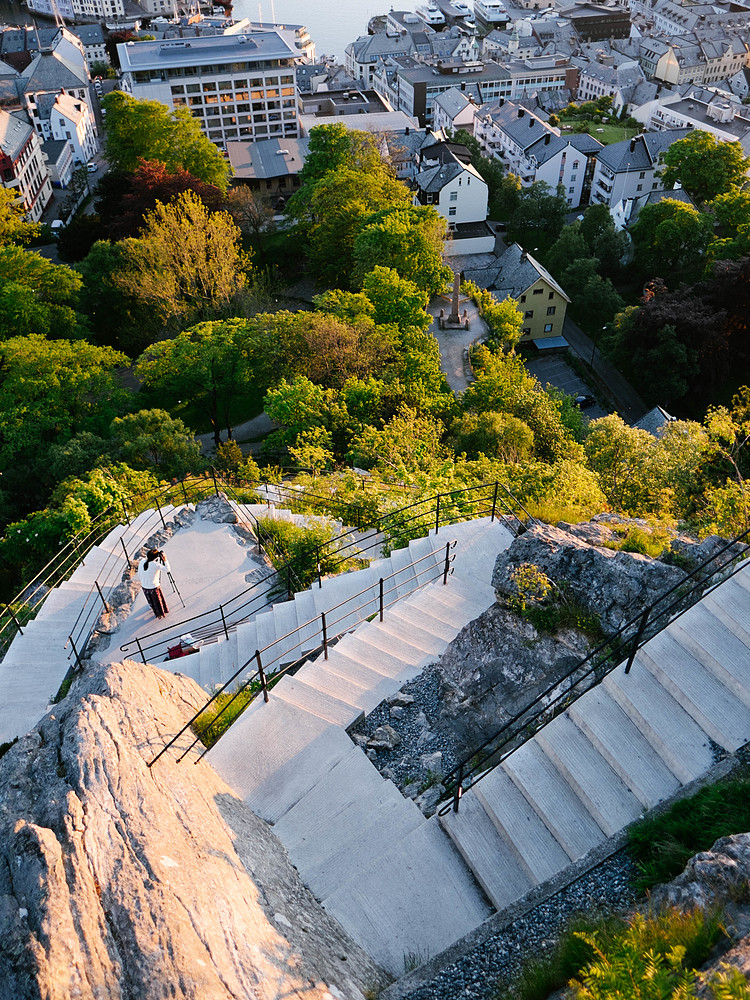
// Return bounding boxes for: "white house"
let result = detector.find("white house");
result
[50,90,98,164]
[589,128,693,211]
[0,108,52,221]
[431,86,478,134]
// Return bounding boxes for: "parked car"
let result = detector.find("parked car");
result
[574,394,596,408]
[87,162,98,173]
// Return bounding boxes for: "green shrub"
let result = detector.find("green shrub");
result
[193,684,260,746]
[256,516,364,592]
[627,774,750,893]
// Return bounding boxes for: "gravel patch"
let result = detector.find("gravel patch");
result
[399,849,639,1000]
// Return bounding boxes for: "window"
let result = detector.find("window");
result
[525,309,534,318]
[548,291,554,300]
[571,174,576,181]
[636,184,642,191]
[449,191,458,201]
[522,327,532,336]
[544,323,553,332]
[569,186,575,194]
[520,294,526,303]
[547,305,556,315]
[573,160,579,169]
[533,288,543,295]
[639,171,646,179]
[448,207,457,216]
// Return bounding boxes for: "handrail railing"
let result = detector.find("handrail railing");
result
[148,539,458,767]
[438,527,750,815]
[122,479,532,664]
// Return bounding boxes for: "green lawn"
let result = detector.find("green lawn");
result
[560,121,639,145]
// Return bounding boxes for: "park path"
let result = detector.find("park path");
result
[427,291,488,394]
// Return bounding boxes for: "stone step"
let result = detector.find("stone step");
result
[215,714,355,825]
[318,645,401,688]
[386,601,460,644]
[473,766,570,883]
[602,662,714,784]
[703,578,750,645]
[439,791,535,911]
[501,741,606,861]
[568,686,680,808]
[322,818,492,977]
[670,605,750,708]
[272,674,364,728]
[297,659,390,714]
[406,582,490,624]
[534,714,642,838]
[349,621,436,673]
[387,545,420,599]
[635,632,750,752]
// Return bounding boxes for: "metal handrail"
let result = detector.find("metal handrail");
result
[148,539,457,767]
[124,479,529,663]
[438,527,750,815]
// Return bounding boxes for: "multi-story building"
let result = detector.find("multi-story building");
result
[431,85,478,133]
[27,0,125,23]
[503,55,578,101]
[49,90,98,163]
[556,1,631,41]
[589,128,692,210]
[638,33,749,88]
[474,99,603,205]
[70,25,110,73]
[386,60,513,126]
[118,31,300,145]
[645,91,750,144]
[0,108,52,221]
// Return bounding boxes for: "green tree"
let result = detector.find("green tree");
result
[492,172,522,220]
[136,320,252,447]
[349,404,447,473]
[264,376,352,459]
[352,205,451,294]
[578,203,628,277]
[544,225,591,280]
[112,191,249,338]
[506,181,568,254]
[313,288,374,324]
[0,186,40,246]
[572,275,625,333]
[0,245,86,341]
[0,335,128,514]
[463,280,524,353]
[102,90,230,191]
[584,414,659,513]
[361,266,431,331]
[630,199,713,282]
[109,409,201,477]
[303,165,411,286]
[296,123,385,189]
[450,410,534,462]
[661,130,750,204]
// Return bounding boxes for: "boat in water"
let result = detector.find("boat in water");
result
[473,0,510,30]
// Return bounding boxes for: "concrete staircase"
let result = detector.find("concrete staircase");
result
[0,505,187,745]
[206,517,513,975]
[438,568,750,913]
[172,515,479,693]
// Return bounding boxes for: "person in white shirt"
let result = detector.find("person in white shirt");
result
[138,548,170,619]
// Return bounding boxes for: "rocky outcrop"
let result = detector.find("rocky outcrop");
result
[492,522,687,633]
[0,660,387,1000]
[649,833,750,991]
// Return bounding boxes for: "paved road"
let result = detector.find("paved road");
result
[196,411,275,455]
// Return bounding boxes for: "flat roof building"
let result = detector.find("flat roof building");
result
[118,31,300,145]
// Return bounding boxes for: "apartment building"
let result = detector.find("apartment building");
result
[118,32,300,145]
[589,128,692,209]
[0,108,52,221]
[27,0,124,23]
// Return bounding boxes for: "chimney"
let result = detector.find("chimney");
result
[529,116,534,127]
[518,107,524,117]
[629,137,636,152]
[405,125,410,134]
[461,81,466,90]
[499,97,504,106]
[520,248,528,261]
[544,133,550,144]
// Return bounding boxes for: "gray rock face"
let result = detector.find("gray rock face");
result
[0,660,387,1000]
[649,833,750,990]
[492,522,686,633]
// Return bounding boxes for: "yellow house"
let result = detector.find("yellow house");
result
[463,242,571,346]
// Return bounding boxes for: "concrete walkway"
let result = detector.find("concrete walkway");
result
[428,292,487,394]
[101,516,267,666]
[197,411,276,456]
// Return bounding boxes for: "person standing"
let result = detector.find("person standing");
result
[138,548,170,619]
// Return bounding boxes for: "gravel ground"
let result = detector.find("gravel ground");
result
[349,665,462,793]
[401,850,639,1000]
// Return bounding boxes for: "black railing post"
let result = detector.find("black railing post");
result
[7,606,23,636]
[286,565,293,601]
[155,496,166,529]
[120,537,129,563]
[219,604,229,640]
[135,637,146,665]
[491,482,499,522]
[443,541,451,585]
[435,494,441,535]
[181,480,189,504]
[121,499,130,525]
[625,608,649,674]
[321,611,328,660]
[69,635,83,670]
[452,765,463,813]
[379,577,384,622]
[316,545,322,589]
[255,649,269,703]
[211,467,219,496]
[95,581,111,613]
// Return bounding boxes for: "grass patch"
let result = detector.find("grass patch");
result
[51,672,74,704]
[601,524,674,559]
[500,907,725,1000]
[193,684,261,747]
[559,120,639,144]
[257,515,365,594]
[627,772,750,893]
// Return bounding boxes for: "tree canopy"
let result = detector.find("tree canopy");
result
[352,206,451,295]
[102,91,230,191]
[661,131,750,204]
